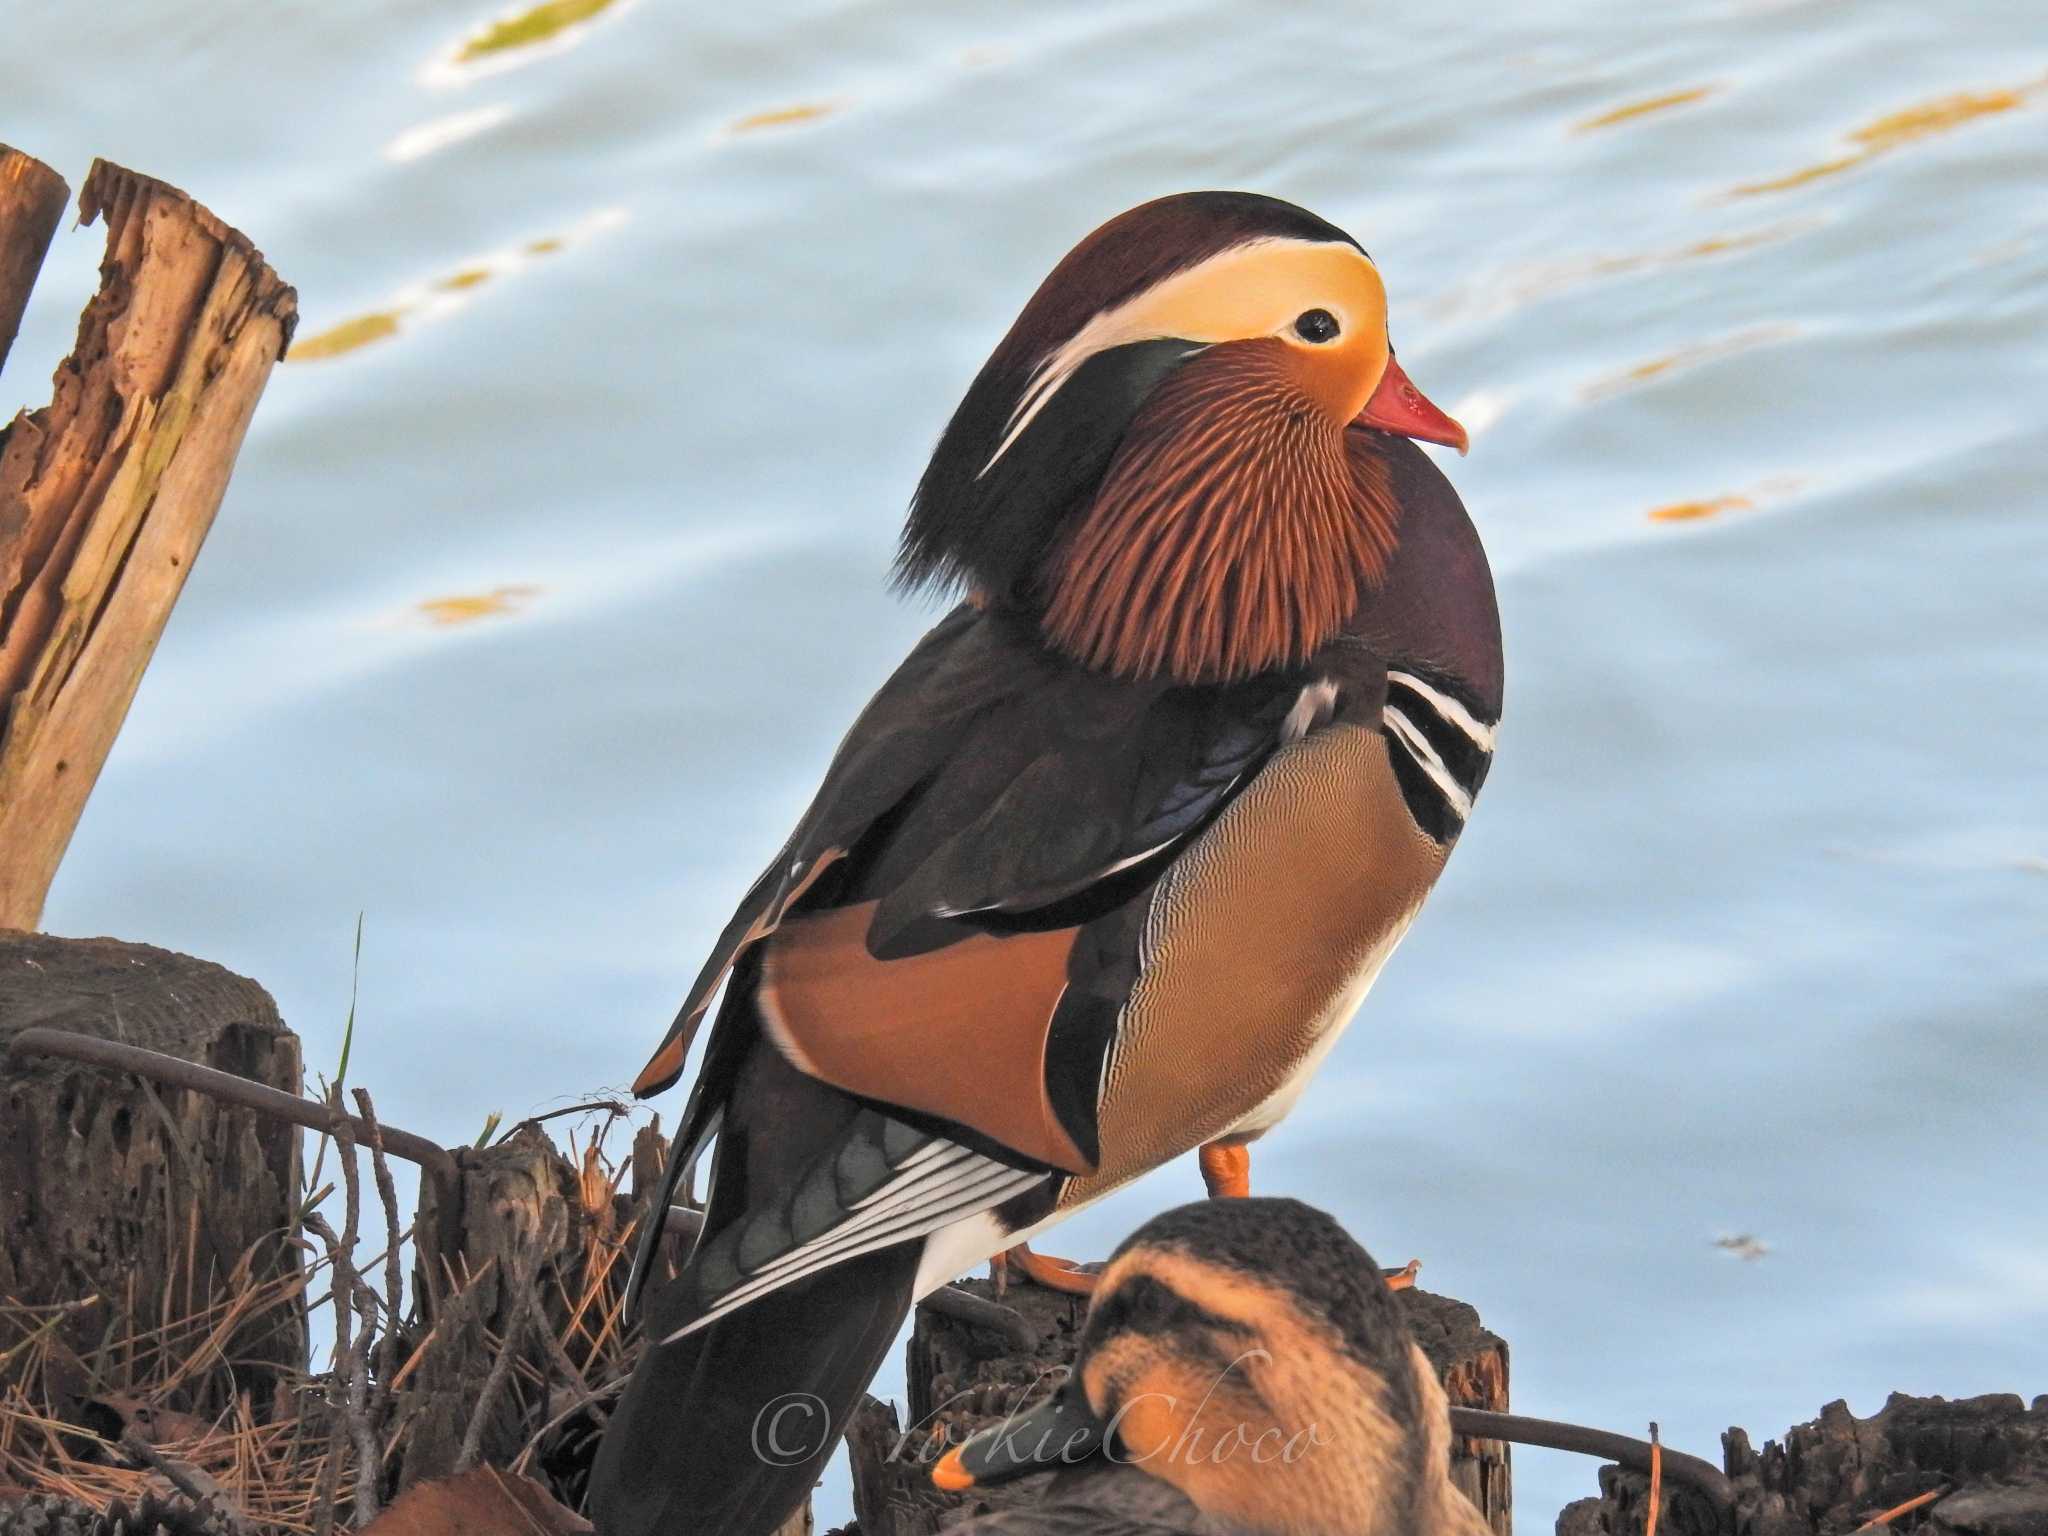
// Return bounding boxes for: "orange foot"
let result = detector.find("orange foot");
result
[1199,1141,1251,1200]
[999,1242,1100,1295]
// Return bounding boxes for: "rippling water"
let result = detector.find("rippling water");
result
[8,2,2045,1527]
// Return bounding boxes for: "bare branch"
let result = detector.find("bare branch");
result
[6,1027,458,1181]
[351,1089,407,1404]
[916,1285,1037,1352]
[1447,1408,1732,1511]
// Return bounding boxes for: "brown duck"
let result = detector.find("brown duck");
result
[934,1197,1492,1536]
[590,190,1502,1536]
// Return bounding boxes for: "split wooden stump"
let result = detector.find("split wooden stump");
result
[844,1273,1512,1535]
[0,145,296,933]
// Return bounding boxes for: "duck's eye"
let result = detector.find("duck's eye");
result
[1096,1276,1185,1337]
[1293,308,1340,344]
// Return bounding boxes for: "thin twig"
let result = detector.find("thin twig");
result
[495,1099,635,1145]
[917,1285,1038,1352]
[1646,1422,1662,1536]
[306,1125,381,1532]
[351,1089,406,1414]
[6,1027,457,1180]
[525,1266,605,1426]
[1447,1408,1734,1512]
[118,1431,252,1536]
[331,1099,380,1527]
[310,1393,344,1536]
[456,1255,536,1473]
[513,1376,628,1475]
[1851,1486,1947,1532]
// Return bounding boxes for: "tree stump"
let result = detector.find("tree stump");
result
[844,1277,1511,1535]
[0,931,305,1409]
[403,1127,596,1489]
[0,154,296,932]
[1557,1392,2048,1536]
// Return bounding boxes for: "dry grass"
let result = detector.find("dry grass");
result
[0,1101,659,1534]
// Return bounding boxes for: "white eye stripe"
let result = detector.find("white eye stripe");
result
[1386,669,1498,753]
[978,236,1372,479]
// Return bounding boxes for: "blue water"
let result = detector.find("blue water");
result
[9,1,2046,1528]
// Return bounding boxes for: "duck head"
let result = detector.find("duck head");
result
[898,191,1467,686]
[934,1197,1482,1536]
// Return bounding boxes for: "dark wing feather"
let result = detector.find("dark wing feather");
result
[631,604,1034,1097]
[626,605,1335,1309]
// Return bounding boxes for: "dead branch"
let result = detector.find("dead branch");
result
[118,1429,252,1536]
[6,1027,458,1181]
[1449,1408,1732,1512]
[352,1089,407,1432]
[914,1285,1037,1353]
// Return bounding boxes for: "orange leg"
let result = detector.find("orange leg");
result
[1199,1141,1252,1200]
[999,1242,1100,1295]
[1199,1142,1417,1291]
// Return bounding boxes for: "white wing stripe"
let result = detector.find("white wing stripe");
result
[666,1161,1041,1338]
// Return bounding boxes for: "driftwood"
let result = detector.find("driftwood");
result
[1559,1392,2048,1536]
[844,1273,1516,1535]
[0,931,306,1406]
[0,151,296,932]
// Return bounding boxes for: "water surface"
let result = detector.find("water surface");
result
[8,1,2045,1527]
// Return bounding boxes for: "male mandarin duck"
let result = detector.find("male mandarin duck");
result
[589,191,1501,1536]
[934,1198,1493,1536]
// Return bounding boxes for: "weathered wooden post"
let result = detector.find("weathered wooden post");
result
[0,150,296,932]
[0,148,68,377]
[0,931,307,1408]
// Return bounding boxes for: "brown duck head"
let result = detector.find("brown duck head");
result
[933,1197,1489,1536]
[898,192,1467,686]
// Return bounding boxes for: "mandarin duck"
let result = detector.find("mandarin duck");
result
[589,190,1501,1536]
[934,1197,1493,1536]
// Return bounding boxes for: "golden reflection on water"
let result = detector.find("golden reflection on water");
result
[726,101,844,136]
[457,0,619,63]
[286,209,626,365]
[1646,473,1805,525]
[290,311,403,363]
[1573,85,1717,133]
[1648,494,1752,523]
[1581,322,1798,401]
[1728,75,2043,197]
[417,585,541,627]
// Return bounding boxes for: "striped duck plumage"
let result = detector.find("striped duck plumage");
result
[935,1198,1493,1536]
[589,191,1502,1536]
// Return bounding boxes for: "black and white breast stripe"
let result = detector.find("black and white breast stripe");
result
[1381,668,1497,844]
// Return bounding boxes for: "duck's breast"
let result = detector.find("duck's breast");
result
[1069,722,1447,1204]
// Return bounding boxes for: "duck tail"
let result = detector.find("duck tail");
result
[589,1242,919,1536]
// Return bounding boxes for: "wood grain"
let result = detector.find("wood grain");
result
[0,146,68,380]
[0,929,307,1407]
[0,160,296,930]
